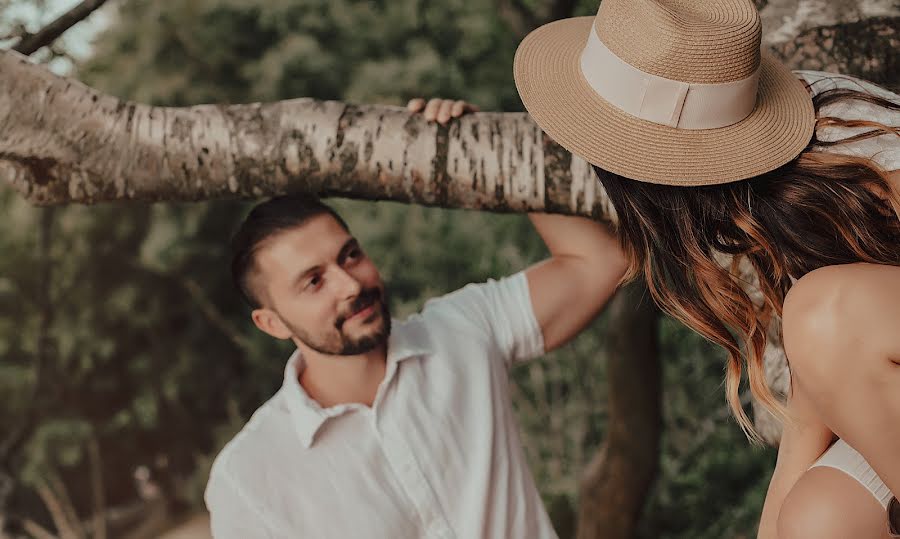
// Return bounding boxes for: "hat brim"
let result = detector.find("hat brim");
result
[513,17,816,186]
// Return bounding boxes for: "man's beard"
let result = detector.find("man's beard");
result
[289,287,392,356]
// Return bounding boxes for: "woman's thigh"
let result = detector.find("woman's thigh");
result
[778,466,891,539]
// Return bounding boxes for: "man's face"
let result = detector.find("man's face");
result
[251,214,390,355]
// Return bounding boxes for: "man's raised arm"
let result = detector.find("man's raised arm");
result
[408,96,629,352]
[524,212,628,351]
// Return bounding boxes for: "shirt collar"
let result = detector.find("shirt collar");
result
[281,316,432,448]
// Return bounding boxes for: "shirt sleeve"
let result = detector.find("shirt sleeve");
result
[423,271,545,367]
[205,457,273,539]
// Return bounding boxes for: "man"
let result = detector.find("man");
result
[204,99,628,538]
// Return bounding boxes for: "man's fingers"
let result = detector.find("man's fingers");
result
[437,100,454,124]
[407,98,425,112]
[450,100,466,118]
[423,98,442,121]
[413,98,478,123]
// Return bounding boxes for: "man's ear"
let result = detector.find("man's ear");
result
[251,308,293,340]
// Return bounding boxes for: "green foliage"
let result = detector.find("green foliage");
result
[82,0,524,110]
[1,1,775,536]
[639,317,774,538]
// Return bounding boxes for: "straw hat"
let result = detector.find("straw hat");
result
[513,0,816,186]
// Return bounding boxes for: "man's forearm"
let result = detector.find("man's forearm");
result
[523,212,628,351]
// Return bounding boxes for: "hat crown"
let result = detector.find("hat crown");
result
[595,0,762,84]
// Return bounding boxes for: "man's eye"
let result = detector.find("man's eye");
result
[306,276,321,290]
[347,249,362,261]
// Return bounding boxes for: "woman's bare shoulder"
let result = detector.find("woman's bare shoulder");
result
[783,263,900,356]
[786,263,898,313]
[789,262,897,295]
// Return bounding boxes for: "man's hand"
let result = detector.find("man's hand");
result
[407,98,479,125]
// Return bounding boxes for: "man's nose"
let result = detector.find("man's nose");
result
[333,266,362,299]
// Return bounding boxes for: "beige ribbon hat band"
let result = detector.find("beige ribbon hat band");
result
[579,25,762,130]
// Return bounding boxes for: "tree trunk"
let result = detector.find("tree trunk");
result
[0,50,610,219]
[768,16,900,91]
[576,282,662,539]
[760,0,898,48]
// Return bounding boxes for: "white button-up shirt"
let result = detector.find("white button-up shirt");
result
[205,272,558,538]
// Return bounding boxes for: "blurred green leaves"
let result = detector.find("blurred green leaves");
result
[0,0,774,536]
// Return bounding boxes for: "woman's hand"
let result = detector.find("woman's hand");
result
[407,98,479,125]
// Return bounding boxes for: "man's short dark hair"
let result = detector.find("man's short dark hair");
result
[230,194,349,309]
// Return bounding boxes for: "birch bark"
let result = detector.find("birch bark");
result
[0,50,611,222]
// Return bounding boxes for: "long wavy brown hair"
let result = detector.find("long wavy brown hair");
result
[595,86,900,442]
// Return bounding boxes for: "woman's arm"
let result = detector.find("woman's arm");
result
[757,378,835,539]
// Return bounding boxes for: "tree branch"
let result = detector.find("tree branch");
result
[129,260,256,354]
[48,469,85,539]
[21,517,59,539]
[35,477,82,539]
[0,48,612,220]
[88,436,107,539]
[179,277,255,354]
[12,0,110,56]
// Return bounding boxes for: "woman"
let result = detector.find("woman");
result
[513,0,899,537]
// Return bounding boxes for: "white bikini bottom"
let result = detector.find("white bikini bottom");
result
[809,438,895,509]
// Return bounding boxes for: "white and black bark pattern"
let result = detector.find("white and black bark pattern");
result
[0,50,613,222]
[760,0,899,46]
